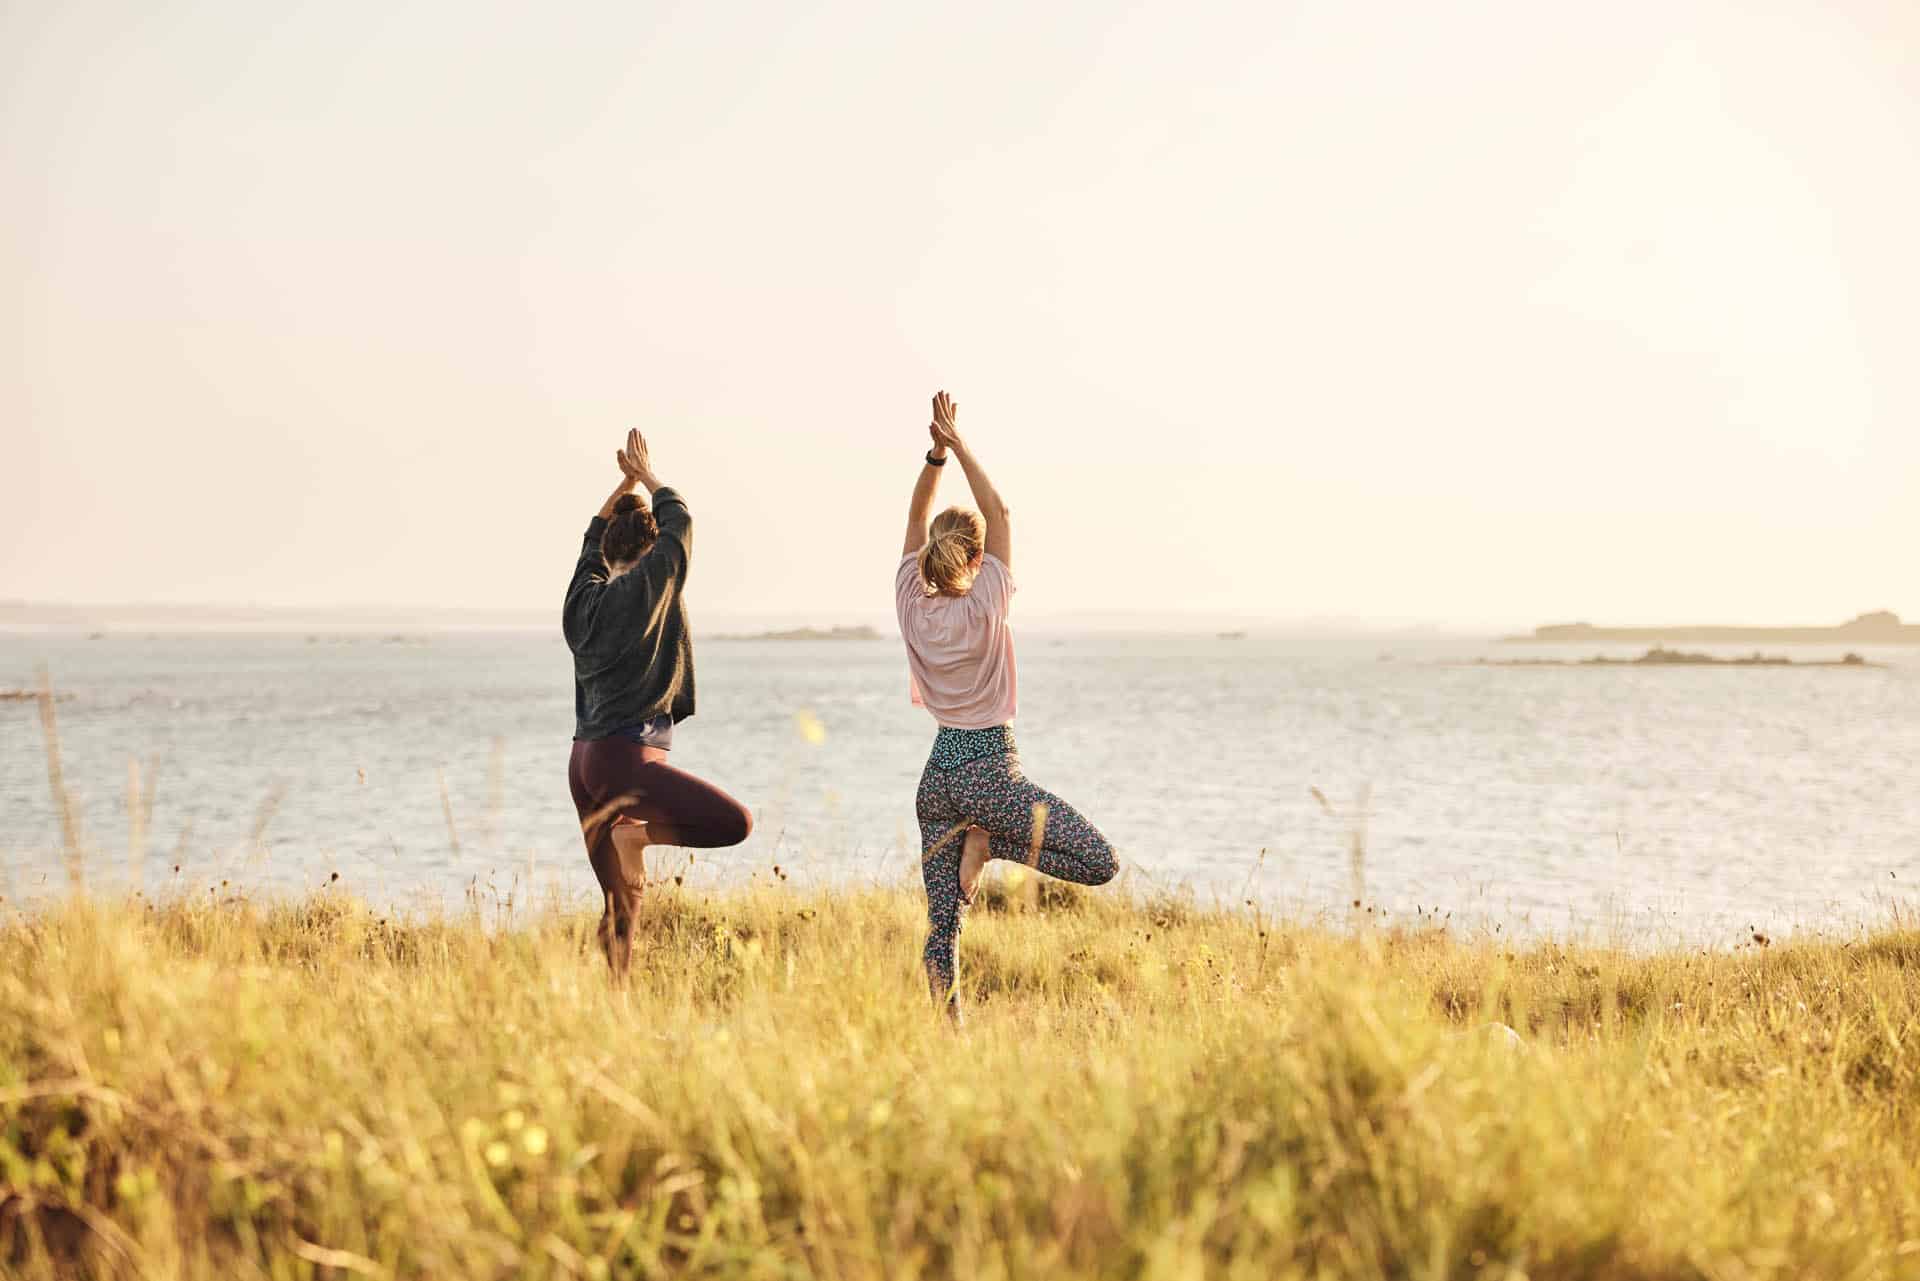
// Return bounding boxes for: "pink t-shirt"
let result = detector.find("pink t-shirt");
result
[894,552,1018,729]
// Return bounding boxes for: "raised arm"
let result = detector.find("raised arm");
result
[929,390,1010,570]
[902,404,949,557]
[615,429,692,584]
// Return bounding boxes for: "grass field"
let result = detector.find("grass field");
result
[2,874,1918,1280]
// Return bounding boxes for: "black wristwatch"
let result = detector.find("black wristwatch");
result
[924,450,947,468]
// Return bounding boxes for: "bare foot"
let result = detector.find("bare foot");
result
[610,817,650,887]
[959,825,990,905]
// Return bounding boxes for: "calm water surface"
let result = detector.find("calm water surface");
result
[3,629,1916,941]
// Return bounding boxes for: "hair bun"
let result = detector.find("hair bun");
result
[919,506,987,596]
[601,492,661,566]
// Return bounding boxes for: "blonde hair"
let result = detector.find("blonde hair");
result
[918,507,986,596]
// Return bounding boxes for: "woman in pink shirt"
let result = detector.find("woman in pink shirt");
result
[897,391,1117,1021]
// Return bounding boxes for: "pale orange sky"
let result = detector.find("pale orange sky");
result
[3,1,1915,628]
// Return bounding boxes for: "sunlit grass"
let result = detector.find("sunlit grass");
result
[2,877,1917,1280]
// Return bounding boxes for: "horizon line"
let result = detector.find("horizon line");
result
[0,597,1511,635]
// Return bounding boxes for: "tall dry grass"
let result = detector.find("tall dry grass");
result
[2,876,1918,1280]
[10,676,1920,1277]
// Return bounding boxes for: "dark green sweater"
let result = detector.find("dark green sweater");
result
[563,487,695,740]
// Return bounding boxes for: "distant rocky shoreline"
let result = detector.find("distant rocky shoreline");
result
[708,625,882,642]
[1503,611,1917,645]
[1482,647,1879,669]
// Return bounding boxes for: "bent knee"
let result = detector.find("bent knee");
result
[1089,838,1119,886]
[721,804,754,847]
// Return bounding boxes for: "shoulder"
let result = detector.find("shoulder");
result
[977,553,1016,595]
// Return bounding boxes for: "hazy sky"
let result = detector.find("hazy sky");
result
[4,0,1915,627]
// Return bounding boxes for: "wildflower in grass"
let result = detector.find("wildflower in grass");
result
[522,1126,548,1156]
[113,1167,157,1205]
[485,1140,511,1168]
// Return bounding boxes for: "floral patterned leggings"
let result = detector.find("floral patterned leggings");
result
[915,728,1118,1014]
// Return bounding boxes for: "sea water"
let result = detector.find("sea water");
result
[3,629,1916,942]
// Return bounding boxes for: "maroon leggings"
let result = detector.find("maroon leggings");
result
[568,738,751,975]
[567,737,754,861]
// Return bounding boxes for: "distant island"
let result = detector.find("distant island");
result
[1483,647,1878,669]
[709,625,882,642]
[1503,611,1919,645]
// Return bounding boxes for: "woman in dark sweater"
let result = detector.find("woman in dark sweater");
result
[565,429,752,979]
